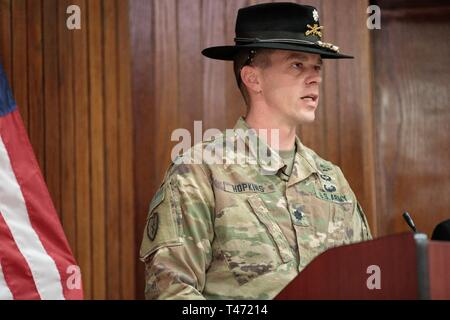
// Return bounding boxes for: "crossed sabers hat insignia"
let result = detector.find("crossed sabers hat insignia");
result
[306,23,324,38]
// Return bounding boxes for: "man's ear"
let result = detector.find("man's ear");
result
[241,66,262,94]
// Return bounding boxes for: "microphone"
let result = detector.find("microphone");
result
[402,212,417,233]
[431,219,450,241]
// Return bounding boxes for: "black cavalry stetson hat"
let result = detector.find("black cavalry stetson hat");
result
[202,2,353,60]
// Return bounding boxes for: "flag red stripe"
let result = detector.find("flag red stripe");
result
[0,111,83,299]
[0,210,41,299]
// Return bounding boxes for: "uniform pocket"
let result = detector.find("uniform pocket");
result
[324,199,354,248]
[293,193,353,266]
[214,194,292,286]
[247,195,293,263]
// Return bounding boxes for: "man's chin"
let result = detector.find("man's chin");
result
[294,112,316,125]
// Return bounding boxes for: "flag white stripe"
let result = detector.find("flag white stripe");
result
[0,263,13,300]
[0,136,65,300]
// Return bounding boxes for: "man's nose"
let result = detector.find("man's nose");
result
[305,69,322,85]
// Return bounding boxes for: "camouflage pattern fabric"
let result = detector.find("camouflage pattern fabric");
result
[140,117,372,300]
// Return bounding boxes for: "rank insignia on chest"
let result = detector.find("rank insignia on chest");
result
[294,208,304,222]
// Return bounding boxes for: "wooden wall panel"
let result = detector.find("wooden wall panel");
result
[117,0,135,299]
[129,0,153,299]
[154,0,179,180]
[72,0,92,297]
[373,1,450,236]
[58,0,77,258]
[202,0,227,131]
[103,0,119,300]
[87,0,106,299]
[178,0,203,136]
[0,0,135,299]
[11,0,28,127]
[28,0,45,168]
[43,0,61,216]
[0,0,12,79]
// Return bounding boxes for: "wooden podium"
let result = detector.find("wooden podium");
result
[275,233,450,300]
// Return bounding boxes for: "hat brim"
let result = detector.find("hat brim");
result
[202,43,353,60]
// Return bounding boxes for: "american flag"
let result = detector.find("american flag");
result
[0,63,83,299]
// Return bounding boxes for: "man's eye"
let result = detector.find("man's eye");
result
[315,65,322,71]
[292,63,303,69]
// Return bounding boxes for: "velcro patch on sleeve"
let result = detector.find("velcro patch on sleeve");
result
[140,186,183,261]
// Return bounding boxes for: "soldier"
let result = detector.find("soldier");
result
[140,2,372,300]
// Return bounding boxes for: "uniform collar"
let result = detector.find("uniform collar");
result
[233,117,320,179]
[289,137,320,186]
[233,117,283,174]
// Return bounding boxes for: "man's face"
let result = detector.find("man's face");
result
[257,50,322,126]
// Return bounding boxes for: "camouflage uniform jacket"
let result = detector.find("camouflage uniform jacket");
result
[140,117,372,299]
